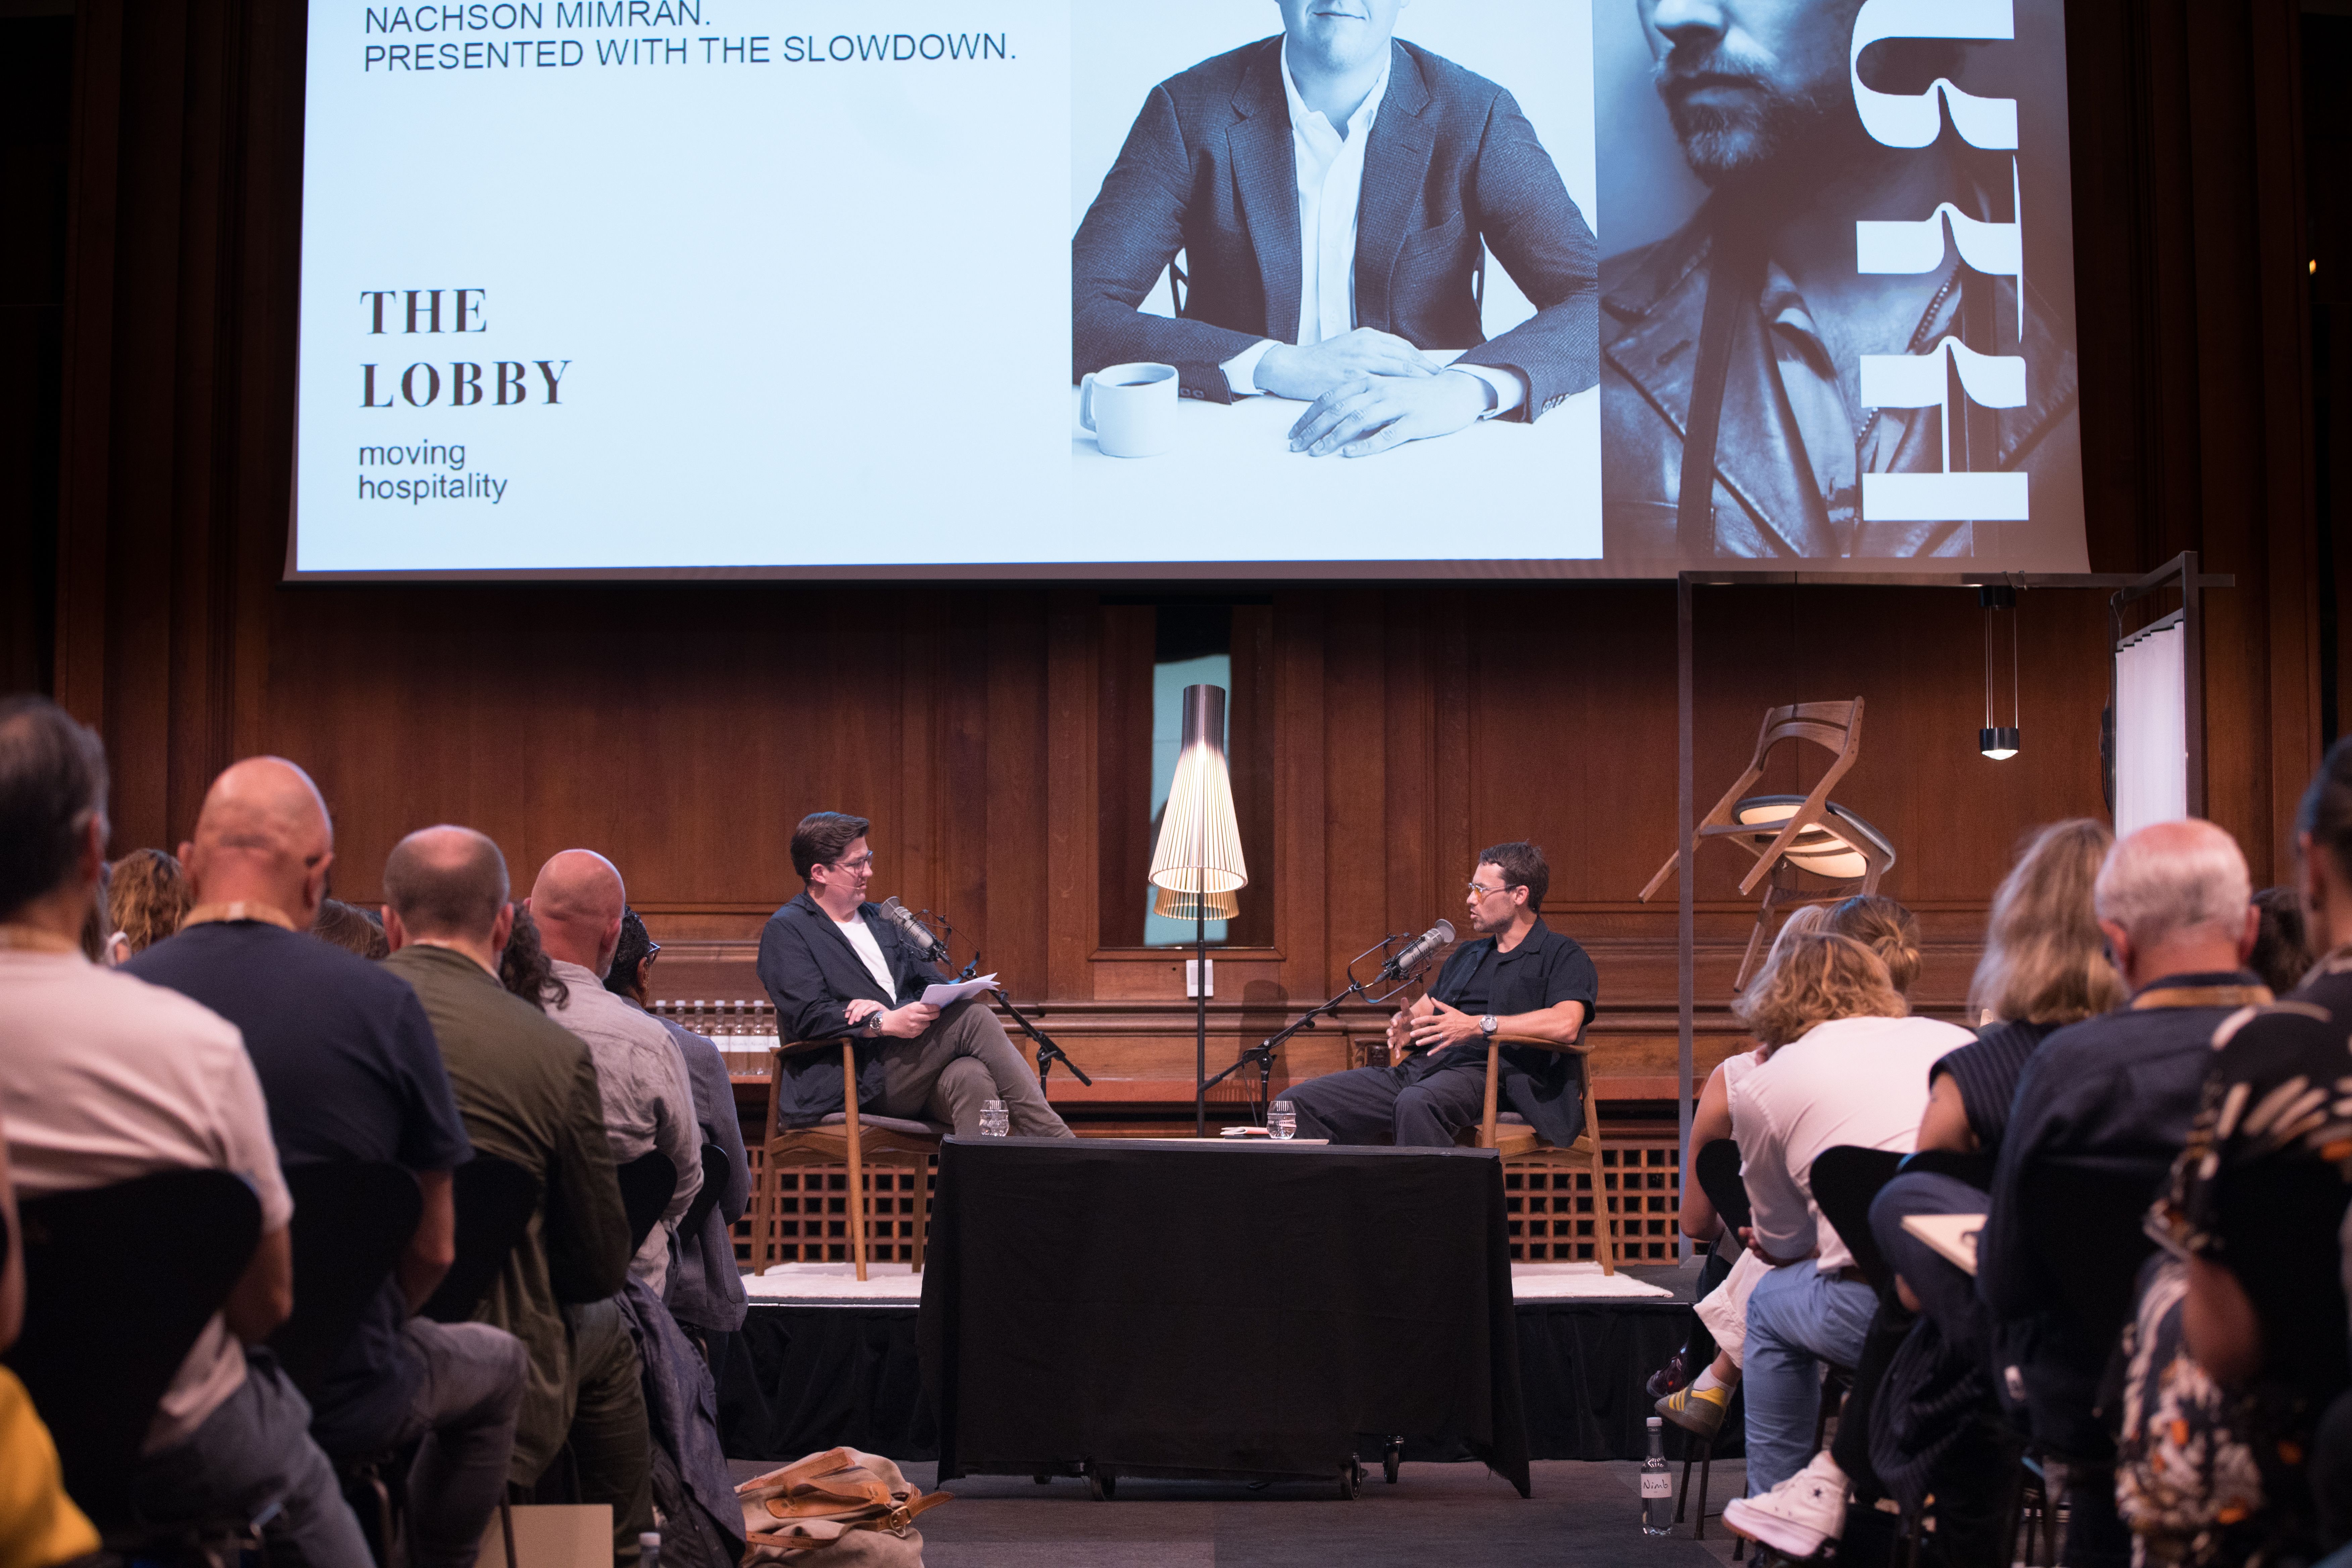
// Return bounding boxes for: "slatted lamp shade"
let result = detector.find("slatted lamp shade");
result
[1147,684,1248,913]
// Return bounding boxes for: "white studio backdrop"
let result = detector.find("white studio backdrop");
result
[2114,619,2188,839]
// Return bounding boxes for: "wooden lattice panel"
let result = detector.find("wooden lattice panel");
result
[737,1144,938,1268]
[1504,1137,1683,1264]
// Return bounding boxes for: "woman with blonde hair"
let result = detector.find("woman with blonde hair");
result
[102,848,192,964]
[1825,893,1924,999]
[1920,818,2121,1158]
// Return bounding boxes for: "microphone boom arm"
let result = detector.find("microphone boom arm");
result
[1200,934,1433,1123]
[922,911,1093,1090]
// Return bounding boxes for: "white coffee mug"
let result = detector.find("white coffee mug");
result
[1079,362,1179,458]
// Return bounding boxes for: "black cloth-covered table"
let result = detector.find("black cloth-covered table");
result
[917,1137,1531,1495]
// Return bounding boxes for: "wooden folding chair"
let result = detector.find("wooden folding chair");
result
[1472,1032,1614,1276]
[1638,699,1897,989]
[752,1038,945,1283]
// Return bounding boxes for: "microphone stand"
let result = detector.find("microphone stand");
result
[1199,936,1430,1127]
[925,911,1094,1091]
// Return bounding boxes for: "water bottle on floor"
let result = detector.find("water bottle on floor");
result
[638,1531,661,1568]
[1641,1416,1672,1535]
[980,1097,1010,1137]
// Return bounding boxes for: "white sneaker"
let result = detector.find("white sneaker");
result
[1721,1455,1848,1559]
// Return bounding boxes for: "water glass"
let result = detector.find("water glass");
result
[979,1097,1010,1137]
[1268,1100,1297,1140]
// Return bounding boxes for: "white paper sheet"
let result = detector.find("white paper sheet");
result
[921,975,999,1008]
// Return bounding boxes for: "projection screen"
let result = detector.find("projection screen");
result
[291,0,2087,579]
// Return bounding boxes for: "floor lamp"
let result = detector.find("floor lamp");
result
[1148,684,1248,1138]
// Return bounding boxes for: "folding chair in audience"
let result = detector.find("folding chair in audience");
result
[616,1149,678,1255]
[418,1152,540,1568]
[679,1141,729,1242]
[5,1169,262,1545]
[1807,1146,1903,1293]
[421,1153,541,1325]
[272,1162,426,1566]
[1896,1145,1995,1191]
[752,1037,945,1283]
[273,1162,425,1399]
[1468,1032,1615,1275]
[1674,1138,1750,1539]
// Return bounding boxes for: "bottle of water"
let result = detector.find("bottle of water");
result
[980,1097,1009,1137]
[1640,1416,1672,1535]
[638,1532,661,1568]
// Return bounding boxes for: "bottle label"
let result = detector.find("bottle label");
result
[1640,1473,1672,1498]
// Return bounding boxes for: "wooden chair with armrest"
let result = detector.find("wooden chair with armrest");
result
[1468,1031,1615,1276]
[1637,699,1897,990]
[753,1036,947,1283]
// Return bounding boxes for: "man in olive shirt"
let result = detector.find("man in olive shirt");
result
[379,826,650,1566]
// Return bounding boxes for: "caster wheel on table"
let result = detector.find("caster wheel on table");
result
[1383,1441,1402,1485]
[1086,1469,1116,1502]
[1339,1459,1363,1500]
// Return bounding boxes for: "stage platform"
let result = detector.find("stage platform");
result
[715,1260,1741,1470]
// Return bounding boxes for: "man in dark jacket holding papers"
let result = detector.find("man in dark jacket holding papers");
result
[755,811,1072,1139]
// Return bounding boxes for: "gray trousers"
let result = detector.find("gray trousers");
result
[874,998,1073,1138]
[386,1319,528,1568]
[560,1297,655,1568]
[135,1351,372,1568]
[1284,1055,1490,1147]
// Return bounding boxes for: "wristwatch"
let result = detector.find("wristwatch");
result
[1479,1014,1499,1037]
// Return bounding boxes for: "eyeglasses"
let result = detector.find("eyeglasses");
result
[644,940,660,961]
[1466,880,1520,898]
[833,852,876,872]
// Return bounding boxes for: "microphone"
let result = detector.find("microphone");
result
[1380,919,1456,980]
[879,897,949,963]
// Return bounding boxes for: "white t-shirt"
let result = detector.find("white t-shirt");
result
[1728,1013,1973,1273]
[0,948,293,1452]
[836,916,895,999]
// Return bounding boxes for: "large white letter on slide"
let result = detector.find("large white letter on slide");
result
[1851,0,2017,149]
[1858,338,2030,521]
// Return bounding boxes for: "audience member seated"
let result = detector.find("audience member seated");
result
[1655,904,1831,1440]
[2122,743,2352,1565]
[1717,931,1972,1556]
[1282,839,1597,1147]
[311,897,390,961]
[0,698,365,1567]
[379,827,646,1568]
[602,911,750,1353]
[125,761,523,1568]
[1979,818,2270,1568]
[1814,820,2119,1562]
[0,1134,100,1568]
[760,812,1073,1140]
[499,903,566,1009]
[102,846,190,965]
[2248,882,2316,996]
[529,851,701,1291]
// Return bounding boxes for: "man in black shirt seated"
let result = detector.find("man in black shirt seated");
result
[1283,841,1598,1148]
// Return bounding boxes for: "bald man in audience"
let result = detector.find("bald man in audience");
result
[127,762,524,1568]
[379,828,642,1554]
[1979,818,2272,1568]
[528,850,702,1291]
[0,700,366,1567]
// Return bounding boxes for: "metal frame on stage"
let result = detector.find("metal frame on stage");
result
[1667,555,2228,1258]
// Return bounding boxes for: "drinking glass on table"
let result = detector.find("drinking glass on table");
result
[1269,1100,1297,1140]
[979,1098,1009,1137]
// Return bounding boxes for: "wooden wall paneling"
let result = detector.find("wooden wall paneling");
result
[935,590,993,970]
[1043,589,1096,998]
[1320,592,1392,993]
[1273,589,1328,1005]
[1379,592,1436,948]
[981,592,1048,992]
[1430,589,1473,911]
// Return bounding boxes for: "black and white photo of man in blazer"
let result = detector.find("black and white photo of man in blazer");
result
[1072,0,1600,458]
[756,812,1074,1139]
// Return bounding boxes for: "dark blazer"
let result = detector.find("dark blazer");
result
[754,891,945,1128]
[1073,36,1599,417]
[1419,917,1600,1147]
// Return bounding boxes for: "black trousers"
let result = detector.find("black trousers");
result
[1285,1054,1489,1147]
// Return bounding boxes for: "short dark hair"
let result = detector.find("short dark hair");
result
[792,811,871,880]
[384,826,511,941]
[0,695,110,922]
[2301,737,2352,891]
[1476,840,1549,909]
[312,898,390,961]
[2249,885,2314,995]
[604,907,653,999]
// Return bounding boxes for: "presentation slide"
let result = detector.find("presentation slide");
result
[290,0,2086,579]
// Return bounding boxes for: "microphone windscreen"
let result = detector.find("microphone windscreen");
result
[1432,919,1456,945]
